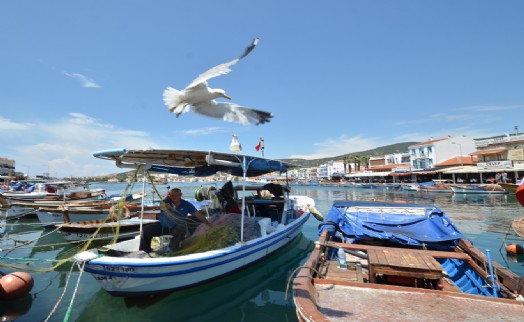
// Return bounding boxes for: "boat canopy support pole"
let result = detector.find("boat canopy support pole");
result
[485,249,500,298]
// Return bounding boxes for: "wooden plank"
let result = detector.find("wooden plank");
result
[355,263,364,283]
[328,241,471,260]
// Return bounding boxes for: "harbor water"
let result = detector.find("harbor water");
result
[1,182,524,321]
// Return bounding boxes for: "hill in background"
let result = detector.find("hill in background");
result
[280,142,418,167]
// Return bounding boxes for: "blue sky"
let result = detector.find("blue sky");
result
[1,0,523,177]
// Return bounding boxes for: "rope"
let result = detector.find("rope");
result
[284,265,323,300]
[63,261,85,322]
[44,260,76,322]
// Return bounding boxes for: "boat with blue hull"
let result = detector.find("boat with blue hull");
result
[292,201,524,321]
[75,149,316,296]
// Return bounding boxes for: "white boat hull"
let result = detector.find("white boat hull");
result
[76,212,310,296]
[36,210,110,226]
[450,185,507,194]
[58,219,158,243]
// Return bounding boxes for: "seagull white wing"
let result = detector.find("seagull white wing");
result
[192,100,273,126]
[186,37,259,89]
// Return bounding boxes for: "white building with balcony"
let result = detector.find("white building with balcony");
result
[316,161,345,179]
[472,131,524,176]
[409,136,476,171]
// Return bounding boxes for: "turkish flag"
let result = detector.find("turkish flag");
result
[255,141,262,151]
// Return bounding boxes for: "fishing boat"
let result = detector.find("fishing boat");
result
[2,183,107,220]
[416,181,452,193]
[57,218,159,243]
[74,148,315,296]
[450,183,508,194]
[35,202,160,227]
[36,207,114,227]
[292,201,524,321]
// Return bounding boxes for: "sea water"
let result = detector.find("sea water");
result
[1,182,524,321]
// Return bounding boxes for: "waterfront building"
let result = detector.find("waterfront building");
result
[0,157,15,176]
[409,136,476,171]
[316,161,345,180]
[469,130,524,182]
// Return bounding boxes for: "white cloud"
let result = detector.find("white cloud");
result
[460,105,522,112]
[64,72,100,88]
[2,113,157,177]
[177,127,231,136]
[0,117,33,131]
[288,135,377,160]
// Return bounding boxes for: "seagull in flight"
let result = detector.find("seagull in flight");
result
[163,37,273,125]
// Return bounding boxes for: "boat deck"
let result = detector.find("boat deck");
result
[314,281,524,321]
[302,254,524,322]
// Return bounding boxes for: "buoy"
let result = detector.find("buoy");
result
[505,243,524,255]
[308,205,324,221]
[0,272,34,301]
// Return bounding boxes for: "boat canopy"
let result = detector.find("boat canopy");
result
[319,201,464,250]
[93,148,295,177]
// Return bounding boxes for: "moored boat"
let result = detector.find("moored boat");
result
[57,218,159,243]
[74,148,317,296]
[2,183,107,220]
[416,181,452,193]
[292,201,524,321]
[36,207,114,227]
[450,183,508,194]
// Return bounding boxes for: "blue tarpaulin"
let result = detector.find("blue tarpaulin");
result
[319,201,464,250]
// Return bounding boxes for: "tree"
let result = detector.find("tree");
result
[351,155,361,171]
[343,156,350,174]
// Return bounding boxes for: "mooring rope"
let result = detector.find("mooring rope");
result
[63,261,86,322]
[284,265,323,301]
[43,260,76,322]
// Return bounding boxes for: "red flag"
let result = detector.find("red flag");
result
[255,141,262,151]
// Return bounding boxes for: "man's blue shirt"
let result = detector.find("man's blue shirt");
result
[159,198,198,229]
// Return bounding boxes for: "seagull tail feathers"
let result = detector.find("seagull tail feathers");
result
[163,87,184,113]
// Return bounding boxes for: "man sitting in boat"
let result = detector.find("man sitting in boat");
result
[139,188,212,254]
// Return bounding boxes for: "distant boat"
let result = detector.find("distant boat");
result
[450,184,507,194]
[292,201,524,321]
[417,181,452,193]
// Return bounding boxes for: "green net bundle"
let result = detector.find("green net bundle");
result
[169,213,262,256]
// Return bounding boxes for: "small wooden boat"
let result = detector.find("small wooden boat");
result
[450,183,508,194]
[417,182,452,193]
[57,218,159,243]
[292,201,524,321]
[36,204,160,227]
[3,187,107,220]
[36,207,113,227]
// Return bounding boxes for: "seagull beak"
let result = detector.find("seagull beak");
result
[223,94,231,100]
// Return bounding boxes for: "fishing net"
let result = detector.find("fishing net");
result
[169,213,262,256]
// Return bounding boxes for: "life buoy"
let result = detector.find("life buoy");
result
[0,271,34,300]
[1,185,7,190]
[109,205,130,221]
